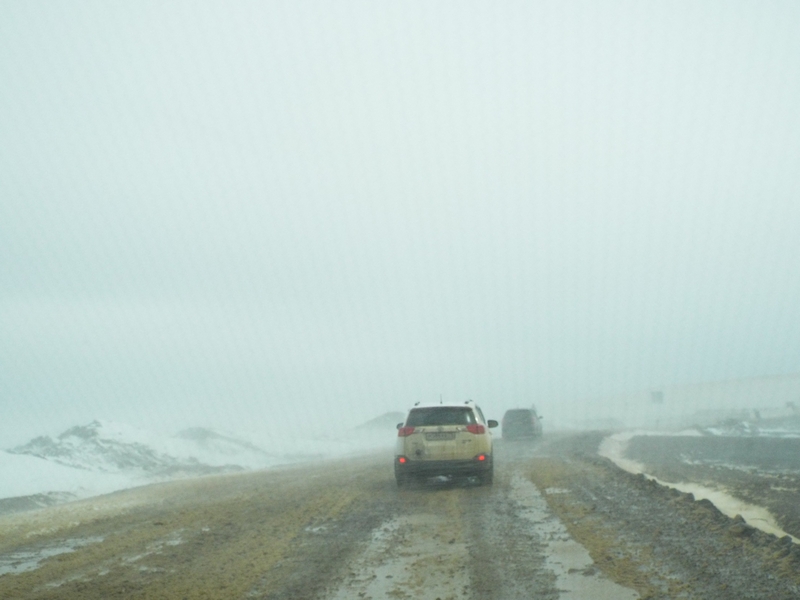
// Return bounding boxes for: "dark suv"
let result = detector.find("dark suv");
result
[501,407,543,440]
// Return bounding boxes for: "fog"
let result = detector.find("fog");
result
[2,2,800,445]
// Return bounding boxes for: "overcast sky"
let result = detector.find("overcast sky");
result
[2,1,800,443]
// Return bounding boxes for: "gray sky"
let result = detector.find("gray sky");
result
[2,1,800,443]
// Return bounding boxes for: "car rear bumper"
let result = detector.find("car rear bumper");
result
[502,427,540,439]
[395,456,492,477]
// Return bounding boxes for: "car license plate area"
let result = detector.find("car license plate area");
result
[425,432,456,441]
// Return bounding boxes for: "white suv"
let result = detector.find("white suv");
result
[394,401,498,486]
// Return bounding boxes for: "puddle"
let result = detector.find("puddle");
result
[599,433,800,543]
[510,475,639,600]
[0,536,104,576]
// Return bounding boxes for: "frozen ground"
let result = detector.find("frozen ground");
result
[600,419,800,548]
[599,431,798,542]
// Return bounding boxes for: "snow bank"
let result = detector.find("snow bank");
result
[0,451,138,501]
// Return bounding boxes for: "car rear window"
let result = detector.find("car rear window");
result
[406,407,476,427]
[505,410,533,420]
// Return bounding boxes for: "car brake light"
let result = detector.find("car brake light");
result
[466,424,485,435]
[398,456,407,464]
[477,454,486,461]
[397,426,416,437]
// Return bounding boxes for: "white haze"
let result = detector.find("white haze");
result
[2,1,800,446]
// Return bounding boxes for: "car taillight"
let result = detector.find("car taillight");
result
[466,424,485,435]
[476,454,486,461]
[397,426,416,437]
[397,456,407,464]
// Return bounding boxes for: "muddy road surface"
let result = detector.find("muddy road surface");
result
[1,433,799,599]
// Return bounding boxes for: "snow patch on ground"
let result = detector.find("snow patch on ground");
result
[0,535,104,577]
[0,451,139,502]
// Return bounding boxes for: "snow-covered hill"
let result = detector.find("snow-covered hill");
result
[1,415,398,514]
[0,420,265,514]
[12,421,206,475]
[9,420,298,474]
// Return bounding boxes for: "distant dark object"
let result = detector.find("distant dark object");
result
[501,408,543,440]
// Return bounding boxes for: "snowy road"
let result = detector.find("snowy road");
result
[1,433,799,599]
